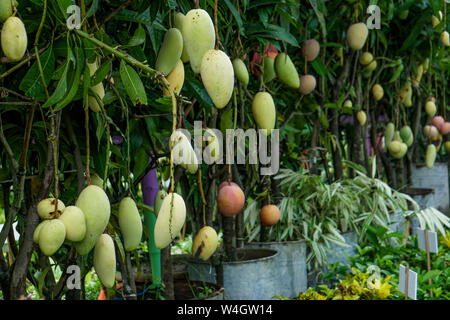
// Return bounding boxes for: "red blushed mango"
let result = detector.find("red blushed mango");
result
[431,116,445,130]
[260,204,280,226]
[218,181,239,192]
[217,182,245,217]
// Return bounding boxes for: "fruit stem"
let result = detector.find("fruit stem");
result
[214,0,221,50]
[198,169,207,226]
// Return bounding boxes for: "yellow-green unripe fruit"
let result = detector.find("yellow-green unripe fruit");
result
[232,58,249,86]
[192,226,218,261]
[220,108,233,136]
[359,52,373,65]
[356,111,367,126]
[118,197,143,251]
[173,13,190,63]
[364,60,377,73]
[163,59,184,96]
[58,206,86,242]
[170,130,198,174]
[0,0,12,23]
[425,144,436,169]
[343,100,353,108]
[384,122,395,148]
[263,57,276,83]
[200,49,234,109]
[252,92,276,136]
[400,126,413,147]
[90,173,104,188]
[33,220,50,244]
[154,192,186,249]
[74,185,111,255]
[441,31,450,47]
[154,190,168,217]
[182,9,215,74]
[445,141,450,152]
[93,234,116,289]
[204,128,221,163]
[37,198,65,220]
[87,62,105,113]
[1,17,27,62]
[400,80,412,107]
[372,84,384,101]
[275,53,299,89]
[425,101,437,117]
[347,23,368,50]
[38,219,66,256]
[155,28,183,76]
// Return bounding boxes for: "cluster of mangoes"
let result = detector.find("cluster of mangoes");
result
[34,185,143,289]
[0,1,27,62]
[432,11,450,47]
[423,115,450,169]
[384,122,413,159]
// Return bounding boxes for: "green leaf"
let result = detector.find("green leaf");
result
[311,58,327,76]
[246,24,299,47]
[224,0,245,35]
[91,59,111,87]
[124,24,147,48]
[185,79,214,109]
[54,47,85,111]
[19,46,55,101]
[42,46,72,108]
[119,60,148,106]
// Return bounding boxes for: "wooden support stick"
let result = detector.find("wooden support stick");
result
[405,264,409,300]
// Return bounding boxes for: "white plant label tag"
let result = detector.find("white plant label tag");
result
[398,265,417,300]
[416,228,438,253]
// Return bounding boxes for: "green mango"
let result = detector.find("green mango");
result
[200,49,234,109]
[173,13,190,63]
[74,185,111,255]
[118,197,143,251]
[182,9,215,74]
[384,122,395,148]
[252,92,276,136]
[0,0,12,23]
[400,125,413,147]
[155,28,183,76]
[58,206,86,242]
[94,234,116,289]
[1,16,27,62]
[154,190,168,217]
[263,57,276,83]
[425,144,436,169]
[39,220,66,256]
[220,108,234,136]
[275,53,299,89]
[232,58,249,86]
[33,220,50,244]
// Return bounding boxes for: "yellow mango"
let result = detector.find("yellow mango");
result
[384,122,395,149]
[163,59,184,96]
[155,28,183,75]
[154,192,186,249]
[33,220,50,244]
[118,197,143,251]
[192,226,218,261]
[173,12,190,63]
[1,17,27,62]
[400,80,413,107]
[359,52,373,65]
[74,185,111,255]
[275,53,299,89]
[0,0,12,23]
[372,84,384,101]
[37,198,65,220]
[200,49,234,109]
[262,57,276,83]
[38,219,66,256]
[93,234,116,289]
[347,23,368,50]
[58,206,86,242]
[182,9,215,74]
[87,61,105,113]
[232,58,249,86]
[356,111,367,126]
[252,92,276,136]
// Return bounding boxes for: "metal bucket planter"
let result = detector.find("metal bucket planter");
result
[245,240,307,298]
[187,248,279,300]
[307,231,358,288]
[411,163,448,214]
